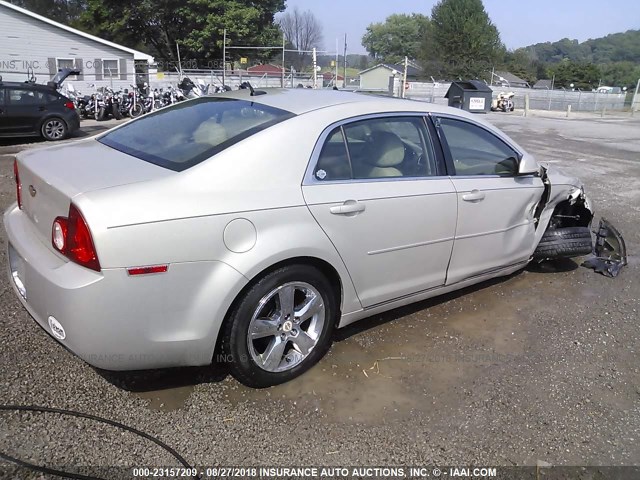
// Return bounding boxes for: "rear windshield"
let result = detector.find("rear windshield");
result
[99,97,294,171]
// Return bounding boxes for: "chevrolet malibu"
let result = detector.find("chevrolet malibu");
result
[5,89,595,387]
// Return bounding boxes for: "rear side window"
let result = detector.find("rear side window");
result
[313,116,439,181]
[99,97,294,171]
[7,88,47,106]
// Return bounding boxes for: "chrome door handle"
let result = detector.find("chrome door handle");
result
[330,200,366,215]
[462,190,485,202]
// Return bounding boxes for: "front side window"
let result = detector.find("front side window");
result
[99,97,294,171]
[103,59,119,78]
[313,116,438,181]
[438,117,519,176]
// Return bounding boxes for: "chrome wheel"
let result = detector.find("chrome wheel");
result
[247,282,325,373]
[43,119,66,140]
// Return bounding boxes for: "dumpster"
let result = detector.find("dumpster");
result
[445,80,493,113]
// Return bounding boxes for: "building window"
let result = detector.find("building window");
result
[103,59,119,78]
[56,58,77,79]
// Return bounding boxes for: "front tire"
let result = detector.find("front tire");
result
[533,227,593,260]
[41,117,68,141]
[129,104,143,118]
[222,265,337,388]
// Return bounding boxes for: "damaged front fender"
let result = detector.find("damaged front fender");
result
[533,164,594,247]
[582,219,628,277]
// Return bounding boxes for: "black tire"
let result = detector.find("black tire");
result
[533,226,592,260]
[41,117,68,141]
[112,104,122,120]
[222,265,337,388]
[96,107,107,121]
[129,104,143,118]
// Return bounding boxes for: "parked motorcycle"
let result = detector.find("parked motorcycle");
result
[491,91,515,112]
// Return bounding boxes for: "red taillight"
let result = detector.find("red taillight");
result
[13,159,22,209]
[52,204,101,271]
[64,101,75,110]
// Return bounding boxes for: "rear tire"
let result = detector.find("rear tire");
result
[41,117,68,141]
[222,265,337,388]
[533,227,592,260]
[112,104,122,120]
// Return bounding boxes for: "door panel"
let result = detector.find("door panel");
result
[434,115,545,284]
[4,88,47,134]
[446,177,543,284]
[304,179,457,307]
[0,89,7,133]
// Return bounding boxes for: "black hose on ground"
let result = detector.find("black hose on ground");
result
[0,405,200,480]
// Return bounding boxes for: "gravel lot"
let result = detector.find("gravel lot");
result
[0,111,638,478]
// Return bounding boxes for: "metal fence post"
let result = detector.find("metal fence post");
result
[578,91,582,111]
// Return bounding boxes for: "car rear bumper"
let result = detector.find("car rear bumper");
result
[4,204,248,370]
[66,111,80,132]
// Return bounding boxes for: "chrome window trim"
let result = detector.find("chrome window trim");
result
[303,112,442,186]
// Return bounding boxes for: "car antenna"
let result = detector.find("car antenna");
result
[240,81,266,96]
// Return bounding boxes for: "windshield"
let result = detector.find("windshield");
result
[99,97,294,171]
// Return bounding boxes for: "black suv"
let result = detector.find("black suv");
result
[0,69,81,141]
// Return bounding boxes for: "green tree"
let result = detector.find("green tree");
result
[549,61,601,90]
[422,0,502,79]
[362,14,430,64]
[600,61,640,89]
[79,0,285,68]
[8,0,86,25]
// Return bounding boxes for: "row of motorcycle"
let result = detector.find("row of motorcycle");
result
[63,77,231,121]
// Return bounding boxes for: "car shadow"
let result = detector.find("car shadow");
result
[97,270,524,393]
[526,257,579,274]
[95,362,230,393]
[333,270,521,342]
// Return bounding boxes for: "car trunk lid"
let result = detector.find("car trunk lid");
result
[16,139,173,250]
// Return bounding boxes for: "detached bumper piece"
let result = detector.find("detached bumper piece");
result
[582,218,627,278]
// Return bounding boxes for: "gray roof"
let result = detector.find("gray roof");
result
[533,79,553,89]
[359,63,422,77]
[495,71,528,86]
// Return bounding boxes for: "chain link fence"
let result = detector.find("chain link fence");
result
[399,79,630,112]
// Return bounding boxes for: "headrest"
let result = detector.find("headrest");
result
[367,131,404,167]
[192,120,228,145]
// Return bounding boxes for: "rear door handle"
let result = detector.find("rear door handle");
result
[330,200,366,215]
[462,190,485,202]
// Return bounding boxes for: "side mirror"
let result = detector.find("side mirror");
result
[496,157,519,175]
[517,152,540,176]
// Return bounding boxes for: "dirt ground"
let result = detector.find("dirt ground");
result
[0,111,638,477]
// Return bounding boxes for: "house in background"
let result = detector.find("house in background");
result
[359,63,422,91]
[492,71,529,88]
[533,79,554,90]
[246,64,286,76]
[0,0,153,90]
[322,71,344,88]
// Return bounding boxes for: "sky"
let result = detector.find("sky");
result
[280,0,640,55]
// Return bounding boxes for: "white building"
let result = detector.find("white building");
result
[0,0,154,91]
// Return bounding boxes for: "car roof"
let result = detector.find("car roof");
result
[0,81,55,90]
[210,88,461,116]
